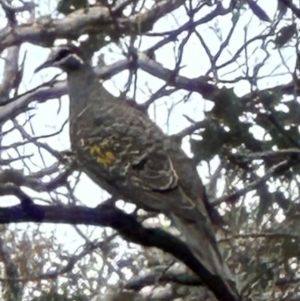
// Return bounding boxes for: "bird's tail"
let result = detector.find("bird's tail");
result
[171,213,239,300]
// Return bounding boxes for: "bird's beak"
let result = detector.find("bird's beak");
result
[34,60,53,73]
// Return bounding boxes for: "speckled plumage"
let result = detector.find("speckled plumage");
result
[35,46,238,299]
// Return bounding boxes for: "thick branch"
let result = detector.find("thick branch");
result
[278,0,300,18]
[0,0,183,51]
[0,46,20,100]
[125,272,201,290]
[0,81,67,123]
[0,202,238,301]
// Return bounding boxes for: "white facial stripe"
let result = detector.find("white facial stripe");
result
[71,53,84,64]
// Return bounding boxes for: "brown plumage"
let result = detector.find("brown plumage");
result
[35,46,239,300]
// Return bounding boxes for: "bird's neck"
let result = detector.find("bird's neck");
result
[66,64,115,140]
[67,64,99,120]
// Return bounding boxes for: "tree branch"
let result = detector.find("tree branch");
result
[0,51,219,124]
[0,202,238,301]
[278,0,300,18]
[125,272,201,291]
[0,235,23,301]
[0,0,183,51]
[0,81,67,123]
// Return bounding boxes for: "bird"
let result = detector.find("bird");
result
[35,45,239,300]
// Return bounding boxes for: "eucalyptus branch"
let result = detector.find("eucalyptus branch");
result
[0,202,238,301]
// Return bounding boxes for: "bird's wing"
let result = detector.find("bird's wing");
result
[82,134,178,192]
[78,111,178,193]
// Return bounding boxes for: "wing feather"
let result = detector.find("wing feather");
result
[81,111,178,192]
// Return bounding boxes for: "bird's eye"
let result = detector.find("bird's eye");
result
[56,49,71,61]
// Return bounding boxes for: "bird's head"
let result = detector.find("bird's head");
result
[35,45,86,73]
